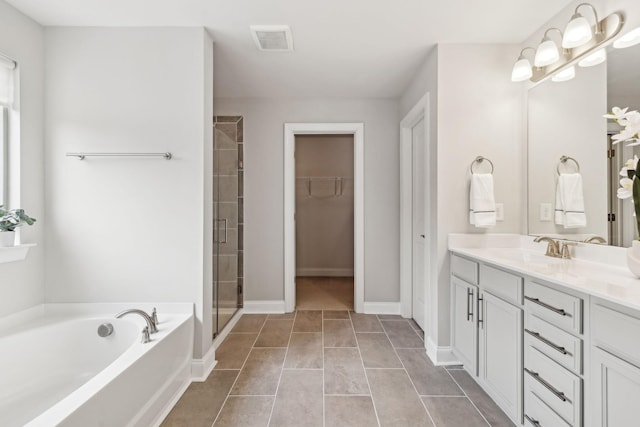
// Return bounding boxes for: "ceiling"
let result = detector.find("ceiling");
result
[7,0,573,98]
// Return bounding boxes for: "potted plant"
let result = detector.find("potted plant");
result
[605,107,640,276]
[0,206,36,247]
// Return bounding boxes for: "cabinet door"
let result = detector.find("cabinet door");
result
[479,292,523,423]
[592,346,640,427]
[451,277,477,376]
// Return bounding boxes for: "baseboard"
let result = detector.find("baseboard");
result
[243,300,285,313]
[426,336,460,366]
[191,344,218,382]
[296,268,354,277]
[362,302,401,315]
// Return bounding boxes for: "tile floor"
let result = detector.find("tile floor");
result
[162,311,515,427]
[296,277,354,310]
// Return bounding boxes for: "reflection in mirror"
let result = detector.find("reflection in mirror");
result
[527,39,640,246]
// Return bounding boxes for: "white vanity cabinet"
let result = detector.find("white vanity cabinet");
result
[590,299,640,427]
[450,255,523,424]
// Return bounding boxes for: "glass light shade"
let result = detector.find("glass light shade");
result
[534,39,560,67]
[578,49,606,67]
[613,26,640,49]
[511,58,532,82]
[552,66,576,82]
[563,15,593,48]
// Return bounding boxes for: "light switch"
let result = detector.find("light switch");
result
[540,203,552,221]
[495,203,504,221]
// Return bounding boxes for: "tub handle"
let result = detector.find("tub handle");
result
[98,323,114,337]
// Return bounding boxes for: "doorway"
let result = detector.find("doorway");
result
[295,134,354,310]
[400,94,432,332]
[284,123,365,313]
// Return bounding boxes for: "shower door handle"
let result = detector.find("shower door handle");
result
[215,218,228,243]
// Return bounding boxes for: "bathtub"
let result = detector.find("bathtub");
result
[0,303,194,427]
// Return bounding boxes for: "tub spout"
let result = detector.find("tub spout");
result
[115,309,158,336]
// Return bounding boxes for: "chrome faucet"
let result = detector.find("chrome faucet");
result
[533,236,561,258]
[115,309,158,343]
[584,236,606,244]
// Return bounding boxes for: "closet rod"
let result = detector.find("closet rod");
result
[66,152,172,160]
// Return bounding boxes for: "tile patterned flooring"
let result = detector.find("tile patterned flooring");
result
[296,277,354,310]
[162,312,515,427]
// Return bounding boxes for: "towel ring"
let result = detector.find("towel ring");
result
[470,156,494,174]
[556,155,580,175]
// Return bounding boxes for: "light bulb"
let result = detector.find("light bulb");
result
[563,14,593,48]
[511,58,532,82]
[614,27,640,49]
[578,49,606,67]
[534,39,560,67]
[552,66,576,82]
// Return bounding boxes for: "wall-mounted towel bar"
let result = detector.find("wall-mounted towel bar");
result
[66,152,172,160]
[296,176,353,197]
[556,155,580,175]
[470,156,494,174]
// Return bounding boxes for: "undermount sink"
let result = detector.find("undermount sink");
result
[482,248,566,266]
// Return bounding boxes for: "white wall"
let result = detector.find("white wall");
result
[400,44,523,350]
[295,135,354,276]
[44,27,213,357]
[0,1,45,318]
[214,97,400,303]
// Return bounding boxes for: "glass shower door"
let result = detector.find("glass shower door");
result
[213,116,244,338]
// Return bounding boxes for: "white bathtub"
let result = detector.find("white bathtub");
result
[0,304,194,427]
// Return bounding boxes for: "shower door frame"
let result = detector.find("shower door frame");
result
[283,123,365,313]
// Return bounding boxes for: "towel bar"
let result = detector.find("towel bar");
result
[470,156,494,174]
[556,155,580,175]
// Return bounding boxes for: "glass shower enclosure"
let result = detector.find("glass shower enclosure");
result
[213,116,244,337]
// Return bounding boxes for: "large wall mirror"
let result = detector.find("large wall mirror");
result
[527,40,640,246]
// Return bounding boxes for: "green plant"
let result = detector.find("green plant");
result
[0,206,36,232]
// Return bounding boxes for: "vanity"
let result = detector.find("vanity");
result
[449,234,640,427]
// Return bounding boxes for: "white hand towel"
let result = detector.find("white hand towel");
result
[555,173,587,228]
[469,173,496,228]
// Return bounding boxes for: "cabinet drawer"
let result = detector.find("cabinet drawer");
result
[592,302,640,367]
[525,313,582,375]
[524,389,571,427]
[524,280,582,334]
[525,346,581,426]
[451,254,478,285]
[480,264,523,305]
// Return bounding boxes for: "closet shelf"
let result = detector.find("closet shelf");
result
[0,244,36,264]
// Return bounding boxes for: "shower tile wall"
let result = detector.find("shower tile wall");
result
[214,116,244,310]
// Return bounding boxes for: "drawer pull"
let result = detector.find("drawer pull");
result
[525,414,542,427]
[525,328,571,356]
[524,296,570,317]
[524,368,568,402]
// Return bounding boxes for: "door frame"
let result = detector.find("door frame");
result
[284,123,365,313]
[400,93,432,326]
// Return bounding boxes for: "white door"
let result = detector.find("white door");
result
[411,118,426,329]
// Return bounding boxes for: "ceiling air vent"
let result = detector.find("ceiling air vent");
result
[250,25,294,51]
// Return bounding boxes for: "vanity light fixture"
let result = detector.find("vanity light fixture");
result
[562,3,602,49]
[510,4,623,83]
[551,66,576,82]
[578,48,606,67]
[534,28,564,67]
[511,47,535,82]
[613,26,640,49]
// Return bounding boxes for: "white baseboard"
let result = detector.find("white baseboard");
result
[243,300,286,313]
[191,344,217,382]
[426,336,459,366]
[296,268,354,277]
[362,302,401,315]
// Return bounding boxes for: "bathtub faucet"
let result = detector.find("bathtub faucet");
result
[115,309,158,343]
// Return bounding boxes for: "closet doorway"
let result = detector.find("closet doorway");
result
[295,135,354,310]
[284,123,364,313]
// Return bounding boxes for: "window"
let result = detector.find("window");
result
[0,54,16,207]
